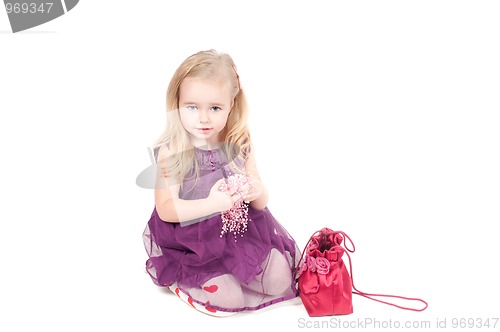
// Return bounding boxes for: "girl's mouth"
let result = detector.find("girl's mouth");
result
[196,128,212,134]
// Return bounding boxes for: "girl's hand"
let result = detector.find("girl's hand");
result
[207,178,242,212]
[241,176,264,204]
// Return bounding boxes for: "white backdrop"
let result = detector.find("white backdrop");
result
[1,1,499,331]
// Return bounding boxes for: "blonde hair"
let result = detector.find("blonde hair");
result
[151,49,251,186]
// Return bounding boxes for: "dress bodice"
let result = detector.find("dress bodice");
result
[154,145,245,200]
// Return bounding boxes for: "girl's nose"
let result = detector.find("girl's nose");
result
[198,109,209,123]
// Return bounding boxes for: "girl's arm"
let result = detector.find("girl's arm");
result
[244,146,269,211]
[155,182,215,223]
[154,147,240,223]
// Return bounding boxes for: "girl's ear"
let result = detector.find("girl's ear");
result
[230,98,235,111]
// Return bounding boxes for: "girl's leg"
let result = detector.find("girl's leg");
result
[243,248,293,296]
[169,274,244,317]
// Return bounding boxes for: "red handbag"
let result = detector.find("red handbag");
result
[297,227,428,317]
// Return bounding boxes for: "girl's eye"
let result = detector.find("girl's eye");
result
[211,106,222,112]
[186,105,197,111]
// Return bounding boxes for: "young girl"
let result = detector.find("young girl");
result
[143,50,300,316]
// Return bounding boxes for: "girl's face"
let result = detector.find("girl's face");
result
[178,76,233,148]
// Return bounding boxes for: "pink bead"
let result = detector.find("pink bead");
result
[218,174,251,240]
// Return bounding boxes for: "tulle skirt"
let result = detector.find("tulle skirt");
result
[143,206,301,312]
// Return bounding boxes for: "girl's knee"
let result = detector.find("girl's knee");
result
[262,249,293,295]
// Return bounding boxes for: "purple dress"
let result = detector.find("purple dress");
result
[143,146,300,312]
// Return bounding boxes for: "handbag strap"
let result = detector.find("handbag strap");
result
[296,229,324,273]
[343,248,428,312]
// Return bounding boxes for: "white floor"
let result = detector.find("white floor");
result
[2,2,500,331]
